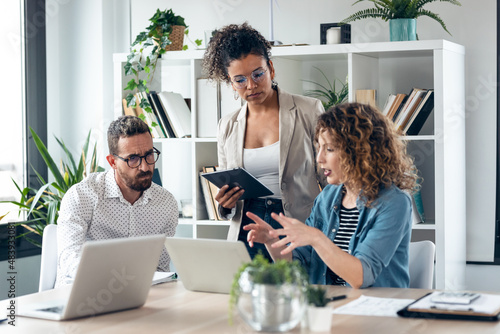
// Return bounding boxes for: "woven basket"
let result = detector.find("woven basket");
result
[164,25,185,51]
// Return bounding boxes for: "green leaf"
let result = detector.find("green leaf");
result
[30,128,66,189]
[125,94,136,107]
[124,79,138,91]
[182,45,188,51]
[137,80,148,93]
[138,113,146,121]
[195,39,202,46]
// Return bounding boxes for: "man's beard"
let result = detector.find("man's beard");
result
[120,170,153,192]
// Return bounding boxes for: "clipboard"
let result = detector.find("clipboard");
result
[397,292,500,322]
[200,167,273,200]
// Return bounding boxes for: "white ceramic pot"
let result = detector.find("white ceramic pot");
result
[307,305,332,332]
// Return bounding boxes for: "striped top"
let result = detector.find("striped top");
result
[327,205,360,285]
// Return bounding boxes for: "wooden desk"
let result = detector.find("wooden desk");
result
[2,282,500,333]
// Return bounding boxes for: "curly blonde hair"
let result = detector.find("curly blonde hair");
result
[201,22,271,84]
[315,103,419,206]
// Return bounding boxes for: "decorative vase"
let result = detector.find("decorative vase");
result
[307,305,333,332]
[236,267,307,332]
[389,19,417,41]
[237,283,306,332]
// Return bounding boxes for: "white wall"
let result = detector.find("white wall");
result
[46,0,498,290]
[46,0,131,168]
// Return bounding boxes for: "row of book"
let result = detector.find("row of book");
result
[199,166,222,221]
[123,91,192,139]
[381,88,434,135]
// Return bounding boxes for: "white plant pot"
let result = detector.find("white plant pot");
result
[307,305,332,332]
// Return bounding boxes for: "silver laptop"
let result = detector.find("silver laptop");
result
[18,234,166,321]
[164,237,251,294]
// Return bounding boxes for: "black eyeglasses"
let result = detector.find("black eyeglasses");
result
[113,147,160,168]
[230,67,268,89]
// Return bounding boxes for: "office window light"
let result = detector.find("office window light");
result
[0,0,24,223]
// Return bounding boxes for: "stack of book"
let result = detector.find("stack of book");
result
[381,88,434,135]
[199,166,222,221]
[122,91,192,139]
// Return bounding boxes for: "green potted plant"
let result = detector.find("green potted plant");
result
[123,8,201,122]
[229,254,308,332]
[306,285,333,332]
[303,66,348,110]
[0,128,104,246]
[341,0,461,41]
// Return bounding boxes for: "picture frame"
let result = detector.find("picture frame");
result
[320,23,351,44]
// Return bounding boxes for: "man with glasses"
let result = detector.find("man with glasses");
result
[55,116,178,287]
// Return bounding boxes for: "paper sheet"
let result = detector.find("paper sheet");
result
[332,295,415,317]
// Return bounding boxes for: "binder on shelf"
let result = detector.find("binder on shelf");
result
[201,166,222,220]
[397,292,500,321]
[145,92,168,138]
[387,94,407,121]
[396,90,425,132]
[197,79,218,138]
[381,94,396,116]
[355,89,377,108]
[404,90,435,135]
[150,91,176,138]
[158,91,192,138]
[135,93,164,139]
[200,170,216,220]
[394,88,425,129]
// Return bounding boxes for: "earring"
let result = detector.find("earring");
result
[271,80,278,90]
[233,90,239,100]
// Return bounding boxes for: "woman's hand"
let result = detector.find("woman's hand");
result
[268,212,324,255]
[243,212,278,247]
[214,185,245,209]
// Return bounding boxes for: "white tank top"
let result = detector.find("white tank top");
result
[243,141,281,198]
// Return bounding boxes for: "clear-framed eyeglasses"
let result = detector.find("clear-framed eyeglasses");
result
[230,67,268,89]
[113,147,161,168]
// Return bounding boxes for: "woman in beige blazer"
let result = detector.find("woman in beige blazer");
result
[202,22,326,260]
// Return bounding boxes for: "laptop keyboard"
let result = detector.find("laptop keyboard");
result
[38,306,64,314]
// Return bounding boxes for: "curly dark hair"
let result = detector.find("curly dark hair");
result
[315,103,419,205]
[202,22,271,84]
[107,115,150,155]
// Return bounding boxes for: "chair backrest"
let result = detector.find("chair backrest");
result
[408,240,435,289]
[38,224,58,292]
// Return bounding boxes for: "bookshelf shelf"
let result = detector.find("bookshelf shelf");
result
[114,39,465,290]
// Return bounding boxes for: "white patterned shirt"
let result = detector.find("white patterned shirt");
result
[55,169,178,287]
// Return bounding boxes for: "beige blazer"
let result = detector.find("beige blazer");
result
[217,87,327,241]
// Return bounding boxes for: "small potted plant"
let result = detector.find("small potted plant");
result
[306,285,332,332]
[303,66,348,111]
[229,254,308,332]
[341,0,462,41]
[1,128,104,246]
[123,8,201,121]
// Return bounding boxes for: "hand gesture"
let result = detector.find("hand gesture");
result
[214,185,245,209]
[268,212,322,255]
[243,212,278,247]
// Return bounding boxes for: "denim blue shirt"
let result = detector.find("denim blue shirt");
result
[292,184,412,288]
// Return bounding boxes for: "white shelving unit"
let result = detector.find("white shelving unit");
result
[113,40,466,290]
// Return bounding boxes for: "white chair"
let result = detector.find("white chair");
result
[408,240,435,289]
[38,224,58,292]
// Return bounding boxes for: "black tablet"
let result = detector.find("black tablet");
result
[200,167,273,200]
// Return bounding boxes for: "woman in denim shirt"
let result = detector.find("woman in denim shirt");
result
[245,103,418,288]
